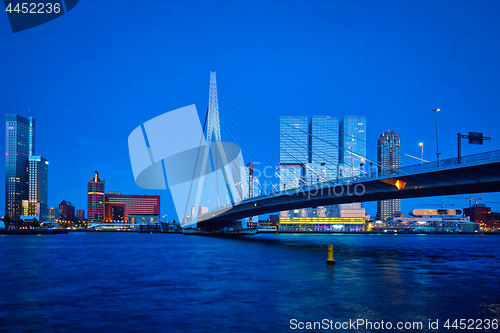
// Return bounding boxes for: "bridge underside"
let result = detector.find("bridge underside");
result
[198,161,500,222]
[196,219,246,231]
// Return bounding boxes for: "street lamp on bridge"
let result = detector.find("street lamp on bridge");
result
[419,142,425,166]
[433,109,440,167]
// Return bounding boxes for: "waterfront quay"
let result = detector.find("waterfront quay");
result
[0,228,68,235]
[273,230,500,235]
[2,227,498,235]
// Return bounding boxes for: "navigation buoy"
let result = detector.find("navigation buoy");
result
[327,244,335,263]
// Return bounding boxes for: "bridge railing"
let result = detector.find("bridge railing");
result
[396,149,500,175]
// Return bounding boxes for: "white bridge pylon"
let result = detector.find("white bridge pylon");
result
[192,72,244,223]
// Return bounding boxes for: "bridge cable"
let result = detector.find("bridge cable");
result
[219,95,379,174]
[220,91,433,166]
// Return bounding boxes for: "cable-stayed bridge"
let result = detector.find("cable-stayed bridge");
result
[193,74,500,231]
[196,150,500,228]
[197,75,500,227]
[129,72,500,231]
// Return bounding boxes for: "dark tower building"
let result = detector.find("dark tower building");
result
[377,131,401,220]
[88,171,105,223]
[104,194,160,222]
[59,200,75,222]
[5,114,35,221]
[463,203,490,225]
[77,209,85,221]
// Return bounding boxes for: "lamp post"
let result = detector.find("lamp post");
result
[433,109,441,166]
[419,142,424,166]
[351,133,355,177]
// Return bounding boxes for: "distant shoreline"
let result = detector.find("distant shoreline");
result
[2,229,498,235]
[271,231,500,235]
[0,229,69,235]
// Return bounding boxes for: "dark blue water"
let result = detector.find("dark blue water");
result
[1,233,500,332]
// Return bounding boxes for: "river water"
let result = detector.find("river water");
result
[1,233,499,332]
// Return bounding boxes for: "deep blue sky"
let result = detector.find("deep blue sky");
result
[1,0,500,220]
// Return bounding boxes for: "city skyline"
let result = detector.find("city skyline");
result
[3,103,500,221]
[2,2,500,331]
[2,1,500,219]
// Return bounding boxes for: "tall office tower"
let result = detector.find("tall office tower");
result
[277,115,367,230]
[5,114,35,221]
[279,116,308,219]
[246,163,254,198]
[246,163,254,223]
[339,116,367,177]
[28,155,48,221]
[309,116,338,163]
[339,116,367,216]
[377,131,401,220]
[88,171,105,223]
[305,116,340,220]
[245,163,258,226]
[244,163,258,198]
[306,116,339,183]
[279,116,308,190]
[28,113,35,156]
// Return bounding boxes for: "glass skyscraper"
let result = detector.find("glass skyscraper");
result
[306,116,339,184]
[309,116,338,164]
[5,114,34,221]
[28,155,48,221]
[278,115,366,229]
[339,115,367,177]
[339,116,367,215]
[279,116,308,190]
[377,131,402,220]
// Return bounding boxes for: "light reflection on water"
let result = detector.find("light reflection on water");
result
[0,233,499,332]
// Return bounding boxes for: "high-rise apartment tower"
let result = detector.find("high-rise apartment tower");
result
[377,131,401,220]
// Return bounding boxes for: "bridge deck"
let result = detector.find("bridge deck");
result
[198,150,500,222]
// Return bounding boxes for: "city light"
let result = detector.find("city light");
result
[2,4,500,331]
[419,142,424,165]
